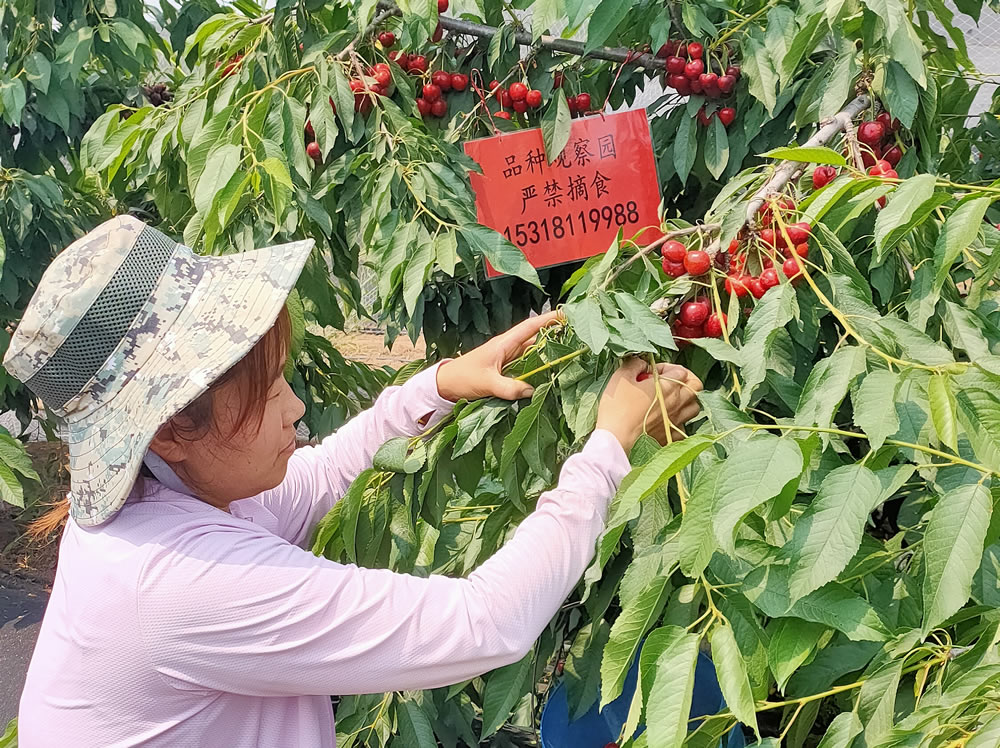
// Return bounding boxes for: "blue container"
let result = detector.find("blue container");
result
[540,651,746,748]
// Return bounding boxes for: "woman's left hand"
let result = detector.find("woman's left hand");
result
[436,311,563,402]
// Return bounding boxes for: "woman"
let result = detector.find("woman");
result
[8,215,702,747]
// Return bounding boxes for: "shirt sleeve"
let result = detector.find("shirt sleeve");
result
[137,430,630,698]
[247,363,455,546]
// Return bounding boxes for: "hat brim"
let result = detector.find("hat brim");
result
[63,239,313,526]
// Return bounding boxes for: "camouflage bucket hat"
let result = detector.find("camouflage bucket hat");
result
[3,216,314,526]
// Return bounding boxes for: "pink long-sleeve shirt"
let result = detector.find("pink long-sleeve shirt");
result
[17,365,630,747]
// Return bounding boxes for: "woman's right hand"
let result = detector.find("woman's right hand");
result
[596,359,703,452]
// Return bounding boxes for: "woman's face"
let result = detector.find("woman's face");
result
[152,368,306,508]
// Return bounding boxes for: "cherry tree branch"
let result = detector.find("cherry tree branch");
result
[375,2,666,70]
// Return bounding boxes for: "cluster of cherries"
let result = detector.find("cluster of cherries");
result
[143,83,173,107]
[658,241,725,338]
[856,112,903,169]
[216,53,243,78]
[415,70,469,118]
[657,39,740,103]
[487,80,547,119]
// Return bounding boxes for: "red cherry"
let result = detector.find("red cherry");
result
[431,22,443,42]
[408,55,428,74]
[489,80,501,92]
[416,98,431,116]
[662,240,687,262]
[662,258,687,277]
[795,243,809,258]
[305,120,315,138]
[684,250,711,275]
[697,107,712,127]
[306,141,321,162]
[450,72,469,91]
[679,300,710,326]
[883,145,903,167]
[437,0,448,11]
[884,168,899,180]
[704,313,726,338]
[673,320,705,339]
[698,72,718,89]
[671,76,691,95]
[760,268,780,289]
[858,121,885,147]
[566,95,578,113]
[378,31,396,48]
[509,82,528,101]
[374,68,392,87]
[658,40,678,58]
[876,112,893,133]
[782,257,802,282]
[725,275,748,298]
[553,72,564,88]
[431,98,447,117]
[666,56,686,74]
[500,89,513,109]
[526,89,542,108]
[861,149,878,169]
[725,65,741,79]
[748,277,765,299]
[684,59,704,79]
[877,196,887,208]
[812,165,837,189]
[512,99,528,113]
[494,111,512,120]
[718,107,736,127]
[422,83,442,101]
[675,43,687,58]
[575,92,591,111]
[432,70,451,91]
[690,78,704,95]
[727,239,740,254]
[688,42,704,59]
[786,222,810,245]
[760,228,777,247]
[718,75,736,94]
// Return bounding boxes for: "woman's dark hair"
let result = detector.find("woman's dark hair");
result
[30,305,294,535]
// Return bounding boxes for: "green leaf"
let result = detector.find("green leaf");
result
[396,697,437,747]
[0,462,24,508]
[541,89,573,164]
[0,78,26,125]
[609,437,714,536]
[585,0,631,51]
[942,301,992,361]
[643,626,700,748]
[565,620,611,720]
[815,711,863,748]
[24,52,51,94]
[759,146,846,165]
[743,34,778,113]
[564,297,609,354]
[402,233,435,316]
[704,117,729,179]
[600,576,670,707]
[928,373,959,452]
[872,174,940,257]
[260,156,293,188]
[480,649,534,738]
[674,113,697,184]
[954,388,1000,472]
[531,0,564,39]
[855,660,902,745]
[921,482,993,635]
[933,197,992,291]
[710,623,759,736]
[331,64,356,134]
[613,293,677,350]
[678,456,722,577]
[739,283,798,405]
[742,566,889,641]
[712,435,804,556]
[194,144,241,215]
[878,60,920,129]
[767,618,825,693]
[459,224,540,287]
[781,465,883,601]
[453,400,507,458]
[853,369,901,450]
[500,383,552,474]
[795,347,866,429]
[966,711,1000,748]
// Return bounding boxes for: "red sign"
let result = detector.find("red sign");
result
[464,109,663,278]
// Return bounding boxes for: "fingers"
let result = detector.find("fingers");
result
[501,311,563,348]
[491,374,535,401]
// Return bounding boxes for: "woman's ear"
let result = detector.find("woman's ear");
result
[149,420,188,463]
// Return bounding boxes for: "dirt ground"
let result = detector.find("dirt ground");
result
[0,332,423,585]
